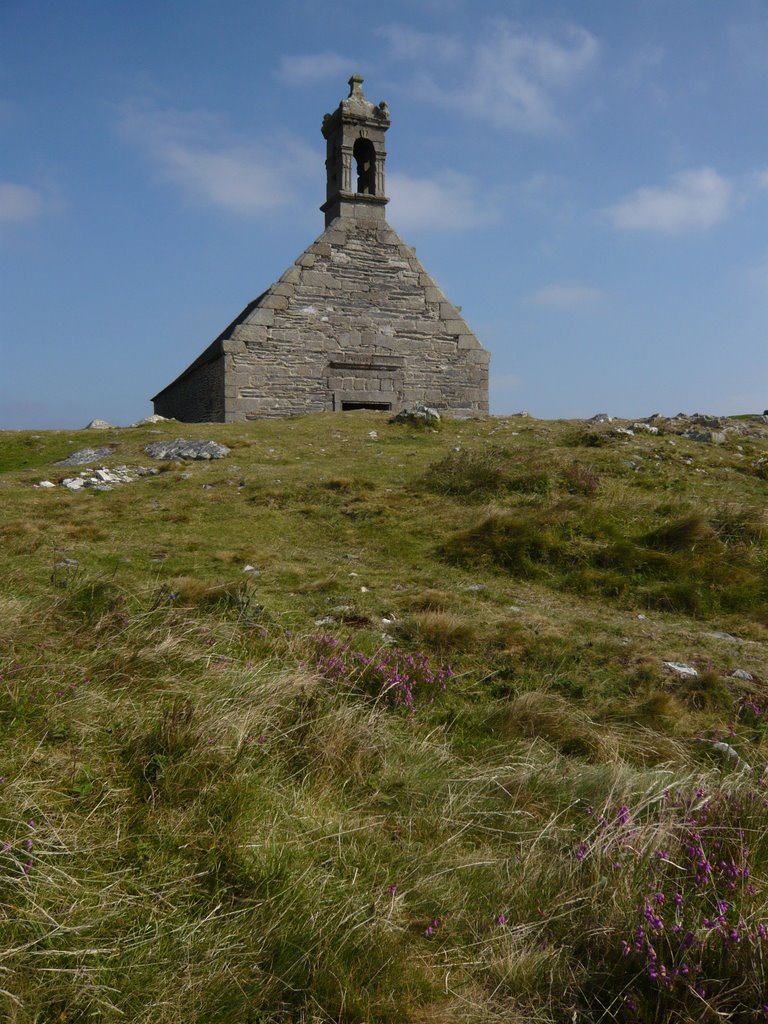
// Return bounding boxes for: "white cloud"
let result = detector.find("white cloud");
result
[608,167,732,234]
[528,284,604,307]
[382,20,599,134]
[0,181,45,223]
[387,170,492,231]
[277,52,358,84]
[118,103,316,214]
[376,24,462,63]
[755,169,768,190]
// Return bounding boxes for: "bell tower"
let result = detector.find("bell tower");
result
[321,74,390,227]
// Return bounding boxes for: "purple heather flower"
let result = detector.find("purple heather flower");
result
[424,926,434,937]
[575,842,588,861]
[617,805,630,825]
[387,884,397,896]
[495,913,507,926]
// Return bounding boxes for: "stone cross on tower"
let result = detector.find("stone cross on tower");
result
[321,74,391,227]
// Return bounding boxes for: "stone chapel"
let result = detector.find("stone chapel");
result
[152,76,490,421]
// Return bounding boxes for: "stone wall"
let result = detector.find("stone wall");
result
[216,217,489,421]
[154,349,225,422]
[153,214,490,422]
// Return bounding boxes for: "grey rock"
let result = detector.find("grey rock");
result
[83,419,114,429]
[663,661,698,677]
[633,422,659,434]
[60,466,136,490]
[390,404,441,426]
[683,430,727,444]
[589,413,613,423]
[704,630,740,642]
[731,668,754,681]
[131,414,173,427]
[35,480,55,488]
[144,439,231,461]
[691,414,724,428]
[56,447,115,466]
[709,741,750,769]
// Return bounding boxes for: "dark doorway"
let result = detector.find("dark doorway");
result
[353,138,376,195]
[341,401,391,411]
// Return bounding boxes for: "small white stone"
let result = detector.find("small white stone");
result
[242,565,260,574]
[663,661,698,677]
[360,586,369,592]
[36,480,56,488]
[731,668,753,682]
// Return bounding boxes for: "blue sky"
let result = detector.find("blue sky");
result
[2,0,767,428]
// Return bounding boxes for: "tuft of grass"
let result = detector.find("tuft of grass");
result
[397,609,477,652]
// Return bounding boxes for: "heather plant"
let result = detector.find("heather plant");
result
[569,783,768,1020]
[310,633,453,710]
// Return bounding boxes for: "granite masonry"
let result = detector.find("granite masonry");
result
[152,75,490,422]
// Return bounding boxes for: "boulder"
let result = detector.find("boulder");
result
[83,419,114,429]
[56,447,115,466]
[131,414,174,427]
[390,405,441,427]
[683,430,727,444]
[144,439,231,460]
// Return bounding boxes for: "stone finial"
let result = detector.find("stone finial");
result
[348,73,365,97]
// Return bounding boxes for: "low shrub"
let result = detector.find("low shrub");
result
[310,634,453,711]
[420,447,552,499]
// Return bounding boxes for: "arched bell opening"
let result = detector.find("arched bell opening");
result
[353,138,376,195]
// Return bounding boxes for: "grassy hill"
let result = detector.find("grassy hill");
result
[2,411,768,1023]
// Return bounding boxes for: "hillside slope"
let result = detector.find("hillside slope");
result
[1,411,768,1023]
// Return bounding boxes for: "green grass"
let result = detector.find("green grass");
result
[1,411,768,1022]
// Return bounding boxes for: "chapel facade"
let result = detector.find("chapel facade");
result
[152,76,490,421]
